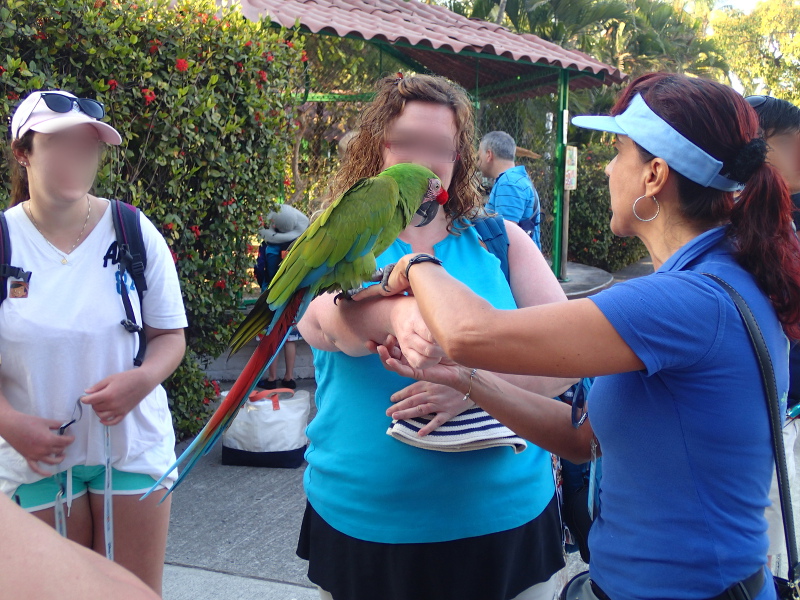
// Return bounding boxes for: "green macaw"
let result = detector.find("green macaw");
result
[145,162,448,498]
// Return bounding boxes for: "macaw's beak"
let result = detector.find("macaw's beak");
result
[414,188,448,227]
[414,200,440,227]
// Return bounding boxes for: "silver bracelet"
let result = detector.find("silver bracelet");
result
[462,368,478,403]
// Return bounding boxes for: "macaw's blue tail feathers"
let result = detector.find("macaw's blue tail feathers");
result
[142,288,309,502]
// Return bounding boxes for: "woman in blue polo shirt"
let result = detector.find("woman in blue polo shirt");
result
[360,72,800,600]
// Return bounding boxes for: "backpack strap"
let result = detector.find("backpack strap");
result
[0,212,32,307]
[473,215,510,283]
[109,200,147,367]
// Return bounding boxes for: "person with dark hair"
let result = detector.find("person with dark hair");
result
[745,95,800,228]
[359,73,800,600]
[478,130,542,248]
[746,94,800,576]
[296,74,575,600]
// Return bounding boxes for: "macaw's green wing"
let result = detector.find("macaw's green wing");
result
[266,174,400,309]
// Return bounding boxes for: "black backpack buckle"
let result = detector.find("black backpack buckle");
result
[0,265,32,283]
[120,319,143,333]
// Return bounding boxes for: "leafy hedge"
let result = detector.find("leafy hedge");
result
[568,140,648,272]
[0,0,306,438]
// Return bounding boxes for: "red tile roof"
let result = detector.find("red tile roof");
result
[239,0,625,101]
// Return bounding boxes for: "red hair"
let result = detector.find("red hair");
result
[612,73,800,339]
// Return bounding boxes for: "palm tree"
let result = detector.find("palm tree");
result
[467,0,727,78]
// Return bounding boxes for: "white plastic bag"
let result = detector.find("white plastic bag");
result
[221,389,310,468]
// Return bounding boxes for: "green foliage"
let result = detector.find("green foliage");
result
[287,36,405,209]
[568,140,648,272]
[467,0,728,79]
[0,0,306,438]
[168,351,221,440]
[711,0,800,102]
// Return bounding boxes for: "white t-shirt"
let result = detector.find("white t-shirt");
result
[0,199,187,496]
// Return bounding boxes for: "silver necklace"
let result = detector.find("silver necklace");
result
[25,198,92,265]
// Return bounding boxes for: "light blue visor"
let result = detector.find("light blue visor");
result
[572,93,741,192]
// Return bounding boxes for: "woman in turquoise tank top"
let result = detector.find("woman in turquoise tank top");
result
[296,74,575,600]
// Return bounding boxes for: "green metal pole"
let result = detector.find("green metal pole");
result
[551,69,569,279]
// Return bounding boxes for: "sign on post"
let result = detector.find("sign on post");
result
[564,145,578,191]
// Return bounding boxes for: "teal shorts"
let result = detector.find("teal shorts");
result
[12,466,162,512]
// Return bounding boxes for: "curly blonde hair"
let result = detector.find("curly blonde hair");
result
[324,74,480,228]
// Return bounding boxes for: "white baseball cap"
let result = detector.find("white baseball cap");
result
[10,90,122,145]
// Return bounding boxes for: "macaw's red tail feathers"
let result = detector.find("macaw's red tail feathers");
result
[143,289,308,502]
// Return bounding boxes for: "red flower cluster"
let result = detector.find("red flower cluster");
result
[175,58,189,72]
[264,52,274,62]
[203,378,222,396]
[214,279,226,289]
[94,0,106,7]
[257,70,267,82]
[235,62,243,72]
[222,198,236,206]
[148,39,162,54]
[7,91,19,101]
[0,66,5,75]
[164,222,174,230]
[141,88,156,105]
[284,177,291,187]
[33,31,47,40]
[301,50,308,63]
[285,40,294,48]
[169,248,178,264]
[108,79,118,90]
[244,41,253,47]
[190,225,201,239]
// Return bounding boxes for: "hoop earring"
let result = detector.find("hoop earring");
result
[632,195,660,222]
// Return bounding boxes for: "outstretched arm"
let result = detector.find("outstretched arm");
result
[0,493,158,599]
[298,292,444,366]
[355,253,644,378]
[498,219,576,395]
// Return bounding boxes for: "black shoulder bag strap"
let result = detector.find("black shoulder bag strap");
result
[110,200,148,367]
[704,273,800,596]
[0,212,32,307]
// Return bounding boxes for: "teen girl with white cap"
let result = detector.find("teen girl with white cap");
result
[1,90,187,595]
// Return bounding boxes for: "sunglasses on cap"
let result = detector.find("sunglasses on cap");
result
[10,93,106,140]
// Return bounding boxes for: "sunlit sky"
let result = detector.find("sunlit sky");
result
[715,0,760,13]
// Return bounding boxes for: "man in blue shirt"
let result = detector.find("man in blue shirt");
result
[478,131,542,248]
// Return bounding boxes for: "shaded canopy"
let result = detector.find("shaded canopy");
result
[239,0,625,102]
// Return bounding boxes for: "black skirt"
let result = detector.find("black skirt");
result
[296,494,564,600]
